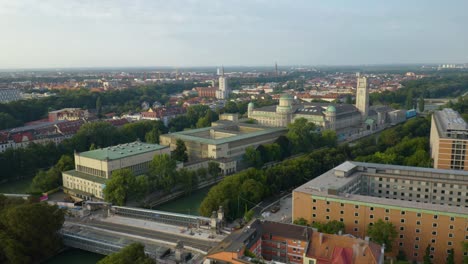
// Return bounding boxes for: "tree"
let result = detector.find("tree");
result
[104,169,135,205]
[30,168,62,193]
[244,209,254,222]
[172,139,188,162]
[446,248,454,264]
[367,219,398,252]
[287,118,319,153]
[406,90,414,110]
[293,217,308,226]
[418,96,425,112]
[243,146,263,168]
[96,96,102,118]
[97,243,155,264]
[208,161,221,180]
[224,101,239,113]
[321,130,337,148]
[312,220,344,234]
[148,154,177,191]
[423,244,431,264]
[0,197,65,263]
[145,128,160,144]
[345,94,353,104]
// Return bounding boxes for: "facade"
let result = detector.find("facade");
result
[140,106,186,126]
[430,108,468,171]
[205,220,383,264]
[62,141,170,200]
[0,88,22,103]
[293,161,468,264]
[159,122,286,163]
[48,108,89,122]
[215,67,230,100]
[355,77,369,119]
[196,87,217,98]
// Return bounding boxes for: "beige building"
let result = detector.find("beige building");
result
[293,161,468,264]
[62,141,170,200]
[430,108,468,170]
[159,122,286,164]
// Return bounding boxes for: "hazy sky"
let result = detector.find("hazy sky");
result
[1,0,467,68]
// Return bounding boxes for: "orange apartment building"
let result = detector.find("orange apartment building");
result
[430,108,468,171]
[205,219,383,264]
[293,161,468,264]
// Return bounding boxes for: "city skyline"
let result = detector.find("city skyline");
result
[1,0,468,68]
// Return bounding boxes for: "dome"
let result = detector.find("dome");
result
[248,102,254,108]
[326,105,336,112]
[280,93,293,100]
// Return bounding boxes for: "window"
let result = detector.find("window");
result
[340,203,344,207]
[385,209,390,213]
[401,211,406,215]
[399,234,404,239]
[340,210,344,215]
[354,220,359,224]
[400,226,405,231]
[401,219,405,223]
[313,207,316,210]
[416,229,421,233]
[354,227,358,232]
[432,231,437,236]
[431,239,436,244]
[414,253,418,257]
[370,215,374,219]
[417,213,421,217]
[355,205,359,209]
[416,220,421,225]
[326,201,330,205]
[326,216,330,220]
[449,233,453,238]
[312,214,316,218]
[313,199,316,203]
[385,216,389,221]
[399,242,403,247]
[450,217,454,221]
[448,241,453,246]
[326,208,330,212]
[449,225,454,230]
[340,218,344,222]
[370,207,374,211]
[414,245,419,249]
[433,215,438,219]
[432,223,438,228]
[415,237,420,241]
[355,213,359,217]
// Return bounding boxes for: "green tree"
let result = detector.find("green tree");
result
[244,209,255,222]
[96,96,102,118]
[311,220,344,234]
[97,243,155,264]
[243,146,263,168]
[293,217,308,226]
[144,128,160,144]
[345,94,353,104]
[287,118,319,153]
[406,90,414,109]
[418,96,425,112]
[148,154,177,191]
[208,161,221,180]
[423,244,431,264]
[104,169,135,205]
[224,101,239,113]
[367,219,398,252]
[0,197,65,263]
[321,130,337,148]
[446,248,454,264]
[30,168,62,193]
[172,139,188,162]
[0,112,22,130]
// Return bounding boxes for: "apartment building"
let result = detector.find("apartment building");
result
[430,108,468,170]
[293,161,468,264]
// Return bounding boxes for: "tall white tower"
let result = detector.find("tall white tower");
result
[355,76,369,119]
[216,66,229,99]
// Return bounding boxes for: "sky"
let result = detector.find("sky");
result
[0,0,467,69]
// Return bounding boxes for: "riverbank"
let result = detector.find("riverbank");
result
[154,186,211,215]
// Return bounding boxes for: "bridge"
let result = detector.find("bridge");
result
[62,204,226,263]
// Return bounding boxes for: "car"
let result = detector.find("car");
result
[270,205,280,213]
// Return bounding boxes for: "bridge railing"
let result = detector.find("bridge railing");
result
[111,206,211,228]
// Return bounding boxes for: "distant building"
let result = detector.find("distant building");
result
[215,66,230,100]
[293,161,468,264]
[48,108,89,122]
[62,141,170,201]
[159,119,285,173]
[355,77,369,119]
[196,87,217,98]
[140,106,186,126]
[0,88,22,103]
[205,219,384,264]
[430,108,468,170]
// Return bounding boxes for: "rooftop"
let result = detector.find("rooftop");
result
[434,108,468,132]
[294,161,468,217]
[63,170,107,184]
[77,141,168,161]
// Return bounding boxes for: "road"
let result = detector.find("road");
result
[65,218,218,253]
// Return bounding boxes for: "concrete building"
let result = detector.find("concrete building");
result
[248,76,401,139]
[430,108,468,171]
[215,66,230,100]
[205,219,383,264]
[62,141,170,201]
[293,161,468,264]
[159,121,286,164]
[355,77,369,119]
[0,88,22,103]
[48,108,89,122]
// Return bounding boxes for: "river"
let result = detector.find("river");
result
[48,186,212,263]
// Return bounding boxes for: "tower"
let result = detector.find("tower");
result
[325,105,337,130]
[216,66,229,99]
[355,76,369,119]
[248,102,254,118]
[276,94,294,126]
[275,62,278,77]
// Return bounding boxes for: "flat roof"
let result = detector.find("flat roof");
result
[63,170,107,184]
[77,141,168,161]
[434,108,468,135]
[294,161,468,216]
[163,124,286,145]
